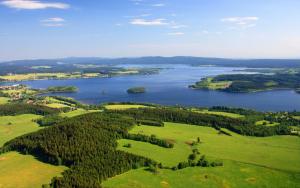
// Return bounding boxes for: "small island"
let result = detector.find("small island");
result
[46,86,78,93]
[127,87,146,94]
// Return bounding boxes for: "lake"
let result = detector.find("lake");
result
[7,64,300,111]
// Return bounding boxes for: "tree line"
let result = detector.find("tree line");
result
[0,103,59,116]
[108,108,291,137]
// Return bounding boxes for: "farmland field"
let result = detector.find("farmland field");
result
[0,114,42,146]
[59,108,101,118]
[103,122,300,187]
[0,152,66,188]
[0,97,9,105]
[192,109,245,119]
[104,104,150,110]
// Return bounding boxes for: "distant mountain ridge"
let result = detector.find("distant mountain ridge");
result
[1,56,300,68]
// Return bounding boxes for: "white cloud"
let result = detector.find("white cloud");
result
[152,3,165,7]
[41,17,65,27]
[41,17,65,22]
[167,32,184,36]
[221,16,259,29]
[1,0,70,10]
[130,18,168,26]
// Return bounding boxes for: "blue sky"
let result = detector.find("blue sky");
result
[0,0,300,61]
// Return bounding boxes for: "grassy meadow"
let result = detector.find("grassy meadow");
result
[0,97,9,105]
[192,109,245,119]
[191,77,232,90]
[255,120,280,127]
[59,108,101,118]
[104,104,150,110]
[0,152,66,188]
[103,122,300,187]
[0,73,82,81]
[0,114,42,147]
[103,160,299,188]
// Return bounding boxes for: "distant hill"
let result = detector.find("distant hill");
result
[0,57,299,75]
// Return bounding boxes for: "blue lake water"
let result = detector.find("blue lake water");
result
[5,64,300,111]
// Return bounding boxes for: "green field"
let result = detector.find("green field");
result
[193,109,245,119]
[59,108,100,118]
[103,122,300,187]
[104,104,150,110]
[255,120,280,127]
[294,116,300,120]
[45,103,70,109]
[0,152,66,188]
[0,73,83,81]
[0,97,9,105]
[104,160,299,188]
[190,77,232,90]
[0,114,42,146]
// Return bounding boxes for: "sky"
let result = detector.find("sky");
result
[0,0,300,61]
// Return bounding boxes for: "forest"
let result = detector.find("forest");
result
[190,72,300,93]
[1,113,154,188]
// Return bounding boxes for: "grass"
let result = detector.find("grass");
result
[59,108,101,118]
[0,114,42,147]
[104,104,150,110]
[1,88,37,96]
[192,109,245,119]
[0,97,9,105]
[255,120,280,127]
[103,160,300,188]
[103,122,300,187]
[293,116,300,120]
[0,73,84,81]
[192,77,232,90]
[118,123,300,171]
[45,103,70,109]
[0,152,67,188]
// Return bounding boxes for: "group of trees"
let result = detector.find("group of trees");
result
[0,103,59,116]
[137,119,164,127]
[125,134,174,148]
[36,115,67,127]
[2,113,154,187]
[213,73,300,93]
[44,86,78,93]
[264,112,300,127]
[172,149,223,171]
[109,107,291,137]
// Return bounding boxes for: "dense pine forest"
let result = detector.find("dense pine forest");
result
[2,113,154,187]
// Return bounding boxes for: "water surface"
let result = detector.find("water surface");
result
[5,64,300,111]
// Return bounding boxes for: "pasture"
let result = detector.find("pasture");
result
[192,109,245,119]
[104,160,299,188]
[0,97,9,105]
[104,122,300,187]
[0,114,42,147]
[104,104,150,110]
[59,108,100,118]
[0,152,66,188]
[255,120,280,127]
